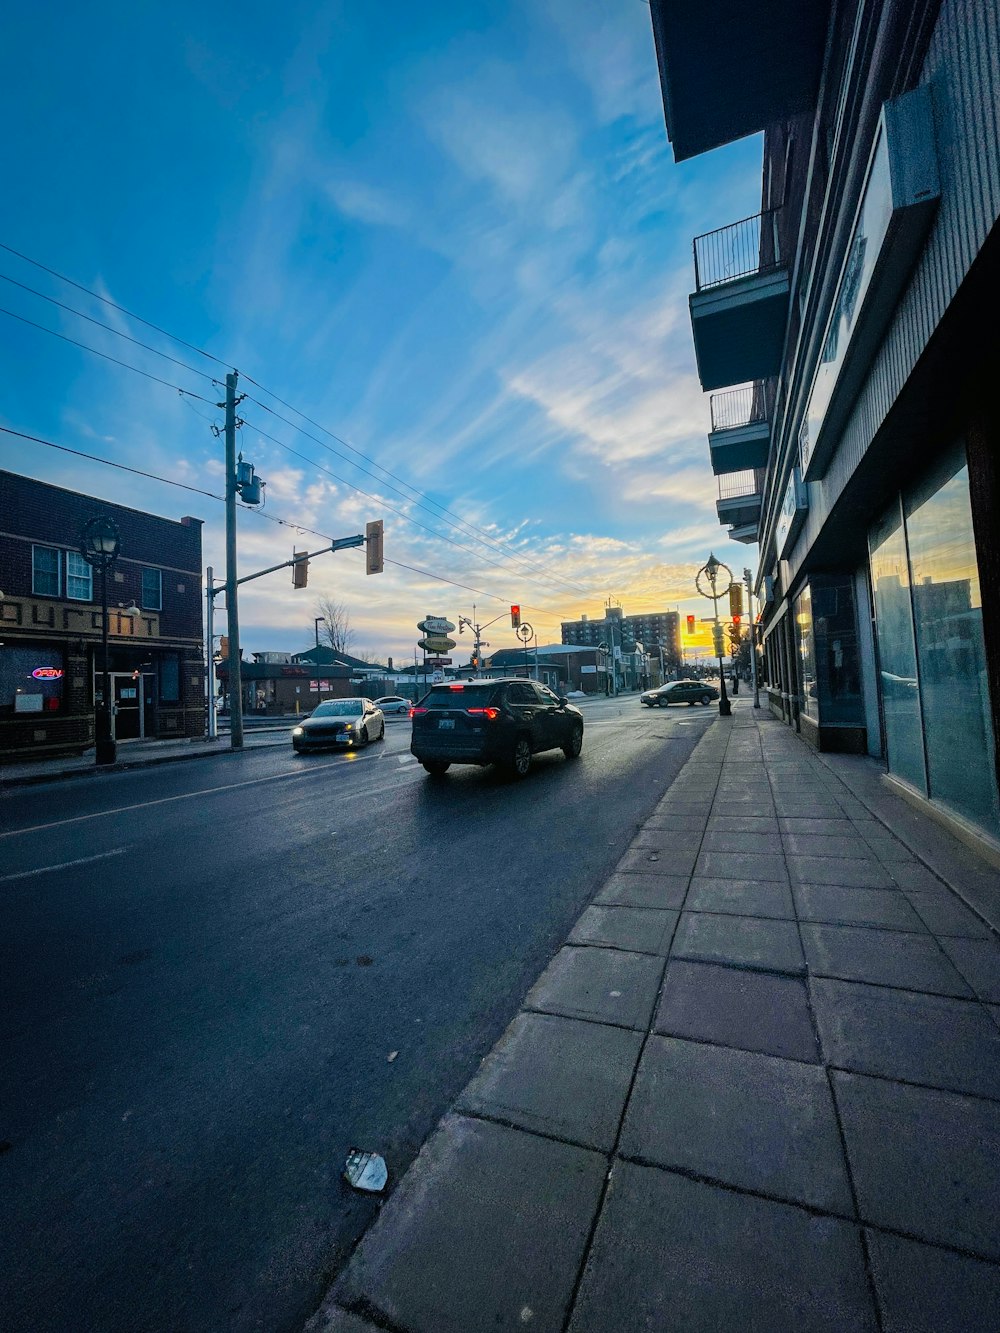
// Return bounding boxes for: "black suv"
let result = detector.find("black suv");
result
[410,678,584,777]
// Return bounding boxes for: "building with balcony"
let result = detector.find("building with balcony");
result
[0,470,205,759]
[560,607,681,675]
[650,0,1000,853]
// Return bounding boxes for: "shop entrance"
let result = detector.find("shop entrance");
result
[112,673,143,740]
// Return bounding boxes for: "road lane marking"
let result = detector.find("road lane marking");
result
[0,758,419,840]
[0,848,127,882]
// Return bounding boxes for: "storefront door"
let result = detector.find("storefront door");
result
[112,673,142,740]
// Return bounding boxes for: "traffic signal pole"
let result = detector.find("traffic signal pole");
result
[224,373,244,750]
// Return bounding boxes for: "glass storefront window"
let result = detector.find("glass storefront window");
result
[869,500,927,793]
[795,586,818,720]
[904,449,999,831]
[812,575,864,726]
[0,645,65,712]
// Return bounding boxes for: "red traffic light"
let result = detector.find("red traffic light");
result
[510,604,521,628]
[686,615,695,634]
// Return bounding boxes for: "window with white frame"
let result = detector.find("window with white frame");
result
[141,567,162,610]
[31,546,61,597]
[65,551,93,601]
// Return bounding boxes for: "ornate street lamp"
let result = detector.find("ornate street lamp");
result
[80,515,121,764]
[696,553,733,717]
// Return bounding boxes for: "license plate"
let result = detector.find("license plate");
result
[438,718,455,729]
[337,735,353,744]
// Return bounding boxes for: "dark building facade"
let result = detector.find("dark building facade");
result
[0,471,205,758]
[561,607,681,674]
[650,0,1000,851]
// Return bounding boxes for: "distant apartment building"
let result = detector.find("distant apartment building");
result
[561,607,681,673]
[0,470,204,758]
[649,0,1000,847]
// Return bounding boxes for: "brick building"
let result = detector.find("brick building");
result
[0,471,205,759]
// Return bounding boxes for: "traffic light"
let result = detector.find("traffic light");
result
[686,615,695,635]
[732,615,741,630]
[470,654,479,668]
[365,519,384,575]
[292,549,309,589]
[510,604,521,628]
[729,585,743,617]
[219,636,229,659]
[712,624,725,656]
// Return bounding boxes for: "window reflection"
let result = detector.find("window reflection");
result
[796,586,817,720]
[905,452,998,829]
[870,499,927,793]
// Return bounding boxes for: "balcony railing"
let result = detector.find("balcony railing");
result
[718,468,766,502]
[709,381,772,433]
[693,209,782,293]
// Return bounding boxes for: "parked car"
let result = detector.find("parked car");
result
[640,680,719,707]
[374,695,413,715]
[410,678,584,778]
[291,698,385,752]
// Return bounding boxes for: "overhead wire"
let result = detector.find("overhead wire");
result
[241,391,592,595]
[0,426,575,618]
[240,412,586,600]
[0,237,596,596]
[0,272,218,383]
[0,307,219,406]
[0,240,230,368]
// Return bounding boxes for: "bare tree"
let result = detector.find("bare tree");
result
[315,597,355,654]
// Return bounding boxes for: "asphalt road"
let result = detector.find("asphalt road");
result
[0,696,715,1333]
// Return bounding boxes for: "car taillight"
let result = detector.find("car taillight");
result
[410,707,428,717]
[467,707,500,720]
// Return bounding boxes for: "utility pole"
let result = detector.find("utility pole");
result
[745,567,760,708]
[206,566,217,739]
[224,372,244,749]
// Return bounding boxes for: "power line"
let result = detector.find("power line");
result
[242,391,592,595]
[0,272,217,383]
[242,413,586,599]
[0,425,575,617]
[0,241,230,369]
[0,237,594,597]
[0,308,218,406]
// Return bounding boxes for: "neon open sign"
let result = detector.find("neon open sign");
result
[31,667,64,680]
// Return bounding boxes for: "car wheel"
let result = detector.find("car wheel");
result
[700,694,712,705]
[422,760,450,776]
[659,699,669,707]
[377,721,386,740]
[562,722,583,759]
[509,735,532,778]
[360,726,369,745]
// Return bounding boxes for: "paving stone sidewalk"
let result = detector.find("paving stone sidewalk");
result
[308,702,1000,1333]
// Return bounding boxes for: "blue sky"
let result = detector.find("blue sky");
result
[0,0,762,664]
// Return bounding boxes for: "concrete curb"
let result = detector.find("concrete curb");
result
[0,734,291,790]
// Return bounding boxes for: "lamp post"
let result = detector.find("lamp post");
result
[80,515,122,764]
[696,553,732,718]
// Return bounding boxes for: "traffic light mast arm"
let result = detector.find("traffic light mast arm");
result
[208,534,365,595]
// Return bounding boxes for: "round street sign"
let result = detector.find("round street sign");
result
[418,617,455,634]
[418,635,457,653]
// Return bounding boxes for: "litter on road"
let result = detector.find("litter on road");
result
[344,1150,388,1193]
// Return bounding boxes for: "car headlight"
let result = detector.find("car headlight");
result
[292,727,304,736]
[344,724,354,732]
